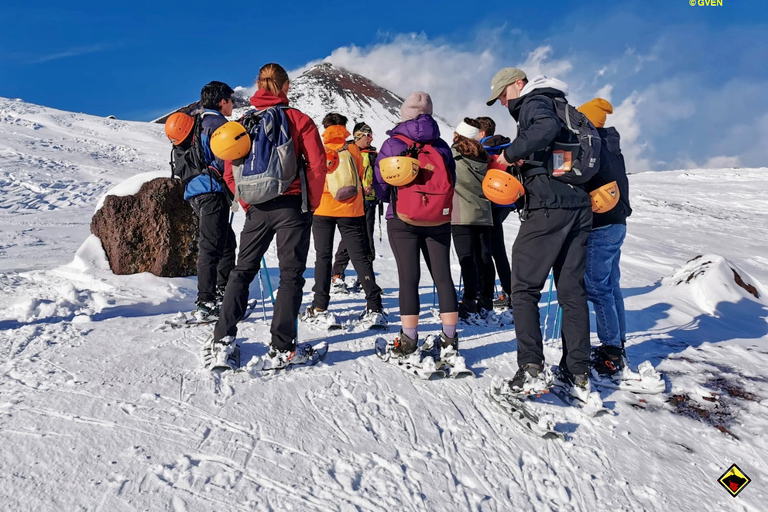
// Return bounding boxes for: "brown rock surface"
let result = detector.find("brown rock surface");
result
[91,177,198,276]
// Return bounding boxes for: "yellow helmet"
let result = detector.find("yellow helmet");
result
[590,181,620,213]
[379,156,420,187]
[210,121,251,160]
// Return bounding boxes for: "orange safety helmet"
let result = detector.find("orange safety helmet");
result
[482,168,525,205]
[164,112,195,145]
[326,148,340,172]
[590,181,620,213]
[210,122,251,160]
[379,156,420,187]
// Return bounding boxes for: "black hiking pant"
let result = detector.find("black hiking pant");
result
[189,193,237,303]
[388,218,457,316]
[489,206,513,296]
[511,206,592,375]
[332,199,377,277]
[214,195,311,351]
[312,215,382,312]
[452,225,494,306]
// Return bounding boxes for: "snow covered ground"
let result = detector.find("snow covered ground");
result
[1,97,767,511]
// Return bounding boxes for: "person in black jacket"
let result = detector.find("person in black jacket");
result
[487,68,593,399]
[577,99,632,377]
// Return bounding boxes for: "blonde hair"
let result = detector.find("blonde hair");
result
[257,63,289,95]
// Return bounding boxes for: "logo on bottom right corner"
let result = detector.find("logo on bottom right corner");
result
[718,464,751,498]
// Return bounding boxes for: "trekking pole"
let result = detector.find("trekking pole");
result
[542,271,554,341]
[378,201,383,242]
[257,270,268,322]
[261,257,276,305]
[432,281,437,308]
[553,306,563,346]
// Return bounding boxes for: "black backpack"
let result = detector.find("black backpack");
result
[549,97,602,186]
[169,115,208,186]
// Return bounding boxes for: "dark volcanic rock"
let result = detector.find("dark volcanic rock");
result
[91,177,198,277]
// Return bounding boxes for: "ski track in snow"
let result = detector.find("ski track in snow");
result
[1,97,767,511]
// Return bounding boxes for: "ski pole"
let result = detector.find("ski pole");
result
[258,270,267,322]
[553,306,563,345]
[542,271,554,341]
[261,257,276,305]
[432,281,436,308]
[378,200,383,242]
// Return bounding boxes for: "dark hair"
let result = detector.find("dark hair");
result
[453,118,487,159]
[323,113,348,129]
[475,116,496,136]
[257,63,290,95]
[200,81,234,111]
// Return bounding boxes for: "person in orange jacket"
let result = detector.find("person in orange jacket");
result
[302,112,387,329]
[206,62,327,370]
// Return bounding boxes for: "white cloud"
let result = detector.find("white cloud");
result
[32,44,111,64]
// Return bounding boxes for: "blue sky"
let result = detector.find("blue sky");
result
[1,0,766,170]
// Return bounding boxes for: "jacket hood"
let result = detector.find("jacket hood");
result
[322,125,351,145]
[250,89,290,109]
[387,114,441,143]
[520,75,570,98]
[598,127,622,155]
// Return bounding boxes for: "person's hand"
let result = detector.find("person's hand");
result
[364,186,373,196]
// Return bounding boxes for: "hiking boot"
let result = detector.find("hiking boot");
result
[194,300,219,322]
[360,308,388,329]
[508,363,553,395]
[200,335,236,369]
[331,274,349,295]
[493,291,512,309]
[478,296,494,312]
[300,305,339,328]
[458,300,477,320]
[591,345,625,377]
[392,330,418,356]
[261,342,316,370]
[214,286,226,305]
[555,367,591,402]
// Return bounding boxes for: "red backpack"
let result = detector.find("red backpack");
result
[391,134,454,226]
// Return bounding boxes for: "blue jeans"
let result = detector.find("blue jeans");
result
[585,224,626,348]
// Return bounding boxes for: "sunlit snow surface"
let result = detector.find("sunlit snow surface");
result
[1,97,766,511]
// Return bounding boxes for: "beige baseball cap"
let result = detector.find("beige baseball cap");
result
[486,67,527,106]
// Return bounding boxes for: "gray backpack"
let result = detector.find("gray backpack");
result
[231,106,299,209]
[549,97,601,185]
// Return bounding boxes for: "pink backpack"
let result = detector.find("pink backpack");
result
[391,134,454,226]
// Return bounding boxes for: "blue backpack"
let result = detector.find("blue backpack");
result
[231,106,298,207]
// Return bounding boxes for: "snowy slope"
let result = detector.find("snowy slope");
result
[1,97,768,511]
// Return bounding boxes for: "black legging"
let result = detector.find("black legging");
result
[490,206,513,295]
[387,217,457,315]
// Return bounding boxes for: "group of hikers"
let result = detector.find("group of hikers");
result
[164,62,632,399]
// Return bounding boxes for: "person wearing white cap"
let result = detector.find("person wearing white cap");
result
[450,117,495,320]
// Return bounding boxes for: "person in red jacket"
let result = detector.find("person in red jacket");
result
[205,62,327,370]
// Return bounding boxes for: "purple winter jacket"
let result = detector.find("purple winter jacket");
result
[373,114,456,219]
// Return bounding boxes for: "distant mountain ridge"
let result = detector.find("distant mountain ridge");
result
[153,63,453,142]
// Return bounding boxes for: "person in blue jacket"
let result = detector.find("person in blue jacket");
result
[187,81,237,321]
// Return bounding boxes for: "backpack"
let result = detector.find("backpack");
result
[325,142,360,201]
[585,142,632,216]
[169,115,208,186]
[231,106,298,206]
[391,134,454,226]
[549,97,601,185]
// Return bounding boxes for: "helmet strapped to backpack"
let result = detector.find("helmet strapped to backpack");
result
[379,156,420,187]
[210,121,251,161]
[165,112,195,145]
[326,148,340,172]
[390,134,454,226]
[589,180,619,213]
[482,168,525,205]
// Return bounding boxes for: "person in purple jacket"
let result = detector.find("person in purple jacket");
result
[373,91,459,359]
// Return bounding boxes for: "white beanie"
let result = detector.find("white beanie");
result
[455,120,480,140]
